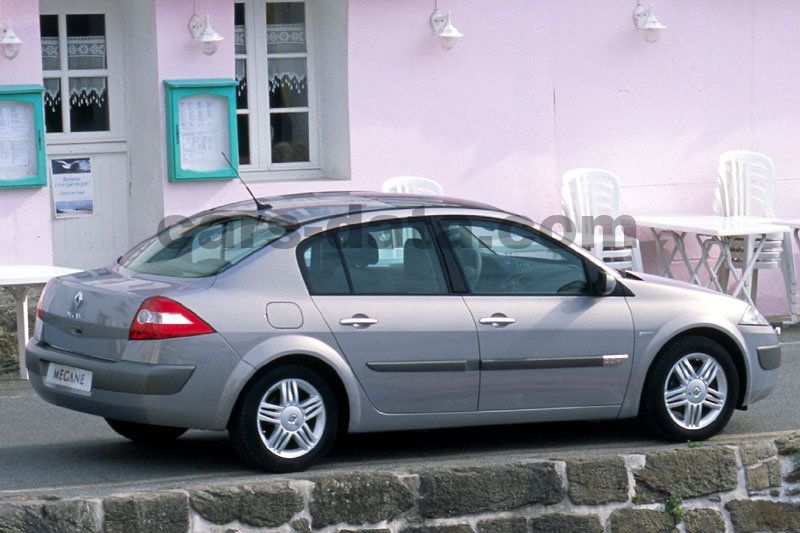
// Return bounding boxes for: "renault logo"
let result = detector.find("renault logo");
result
[73,291,84,311]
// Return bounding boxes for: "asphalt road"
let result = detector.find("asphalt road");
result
[1,328,798,500]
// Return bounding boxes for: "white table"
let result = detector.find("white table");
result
[0,266,80,379]
[633,215,793,314]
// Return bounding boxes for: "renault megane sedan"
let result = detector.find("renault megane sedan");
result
[26,192,781,472]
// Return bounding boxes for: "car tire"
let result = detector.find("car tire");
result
[228,364,338,473]
[641,336,739,442]
[105,418,188,443]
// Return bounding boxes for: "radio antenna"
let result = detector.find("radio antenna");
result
[221,152,271,211]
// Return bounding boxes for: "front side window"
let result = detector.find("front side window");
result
[41,13,110,134]
[441,219,589,295]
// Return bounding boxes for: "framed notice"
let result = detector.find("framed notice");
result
[164,79,239,181]
[0,85,46,188]
[51,157,94,218]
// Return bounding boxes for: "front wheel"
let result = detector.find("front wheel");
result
[105,418,187,444]
[641,336,739,442]
[229,365,338,472]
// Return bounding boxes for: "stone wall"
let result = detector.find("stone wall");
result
[5,434,800,533]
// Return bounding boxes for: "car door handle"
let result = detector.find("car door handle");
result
[479,314,516,327]
[340,315,378,328]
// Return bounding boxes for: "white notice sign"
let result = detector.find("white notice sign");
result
[0,102,37,180]
[178,94,229,172]
[51,157,94,218]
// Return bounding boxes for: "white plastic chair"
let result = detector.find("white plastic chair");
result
[561,168,643,272]
[713,151,795,314]
[382,176,444,196]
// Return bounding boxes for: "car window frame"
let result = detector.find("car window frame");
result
[296,216,457,296]
[432,215,596,297]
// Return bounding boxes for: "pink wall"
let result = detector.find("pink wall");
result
[155,0,237,217]
[155,0,800,314]
[0,0,52,265]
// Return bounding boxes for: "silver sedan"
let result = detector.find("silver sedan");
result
[26,192,781,472]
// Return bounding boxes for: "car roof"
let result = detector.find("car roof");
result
[211,191,502,226]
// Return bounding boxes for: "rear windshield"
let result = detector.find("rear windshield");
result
[119,214,290,278]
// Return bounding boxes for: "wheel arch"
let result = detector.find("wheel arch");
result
[642,326,748,409]
[231,335,365,433]
[228,353,352,435]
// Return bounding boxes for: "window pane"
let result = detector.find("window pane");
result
[299,234,349,294]
[69,77,109,132]
[40,15,60,71]
[442,219,588,295]
[237,114,250,165]
[66,14,106,70]
[44,78,63,133]
[120,215,289,278]
[269,58,307,108]
[235,58,248,109]
[270,112,308,163]
[336,222,448,295]
[234,3,246,54]
[266,2,306,53]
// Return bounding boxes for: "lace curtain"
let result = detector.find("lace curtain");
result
[41,35,106,70]
[43,77,107,111]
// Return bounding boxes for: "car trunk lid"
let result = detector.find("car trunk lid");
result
[39,267,213,360]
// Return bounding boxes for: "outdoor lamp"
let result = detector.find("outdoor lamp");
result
[632,2,665,43]
[188,13,223,56]
[0,20,22,60]
[429,7,463,50]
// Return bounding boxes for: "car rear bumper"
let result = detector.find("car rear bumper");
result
[26,336,255,430]
[26,342,195,394]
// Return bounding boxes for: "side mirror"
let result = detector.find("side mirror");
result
[592,269,617,296]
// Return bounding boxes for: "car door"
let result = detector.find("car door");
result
[437,217,635,411]
[300,219,480,414]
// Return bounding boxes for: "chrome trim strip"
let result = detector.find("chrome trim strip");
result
[366,360,478,372]
[602,354,630,367]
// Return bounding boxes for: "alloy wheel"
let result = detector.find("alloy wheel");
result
[256,378,326,459]
[663,352,728,430]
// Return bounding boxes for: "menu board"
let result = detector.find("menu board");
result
[164,79,238,181]
[178,95,229,172]
[0,101,36,181]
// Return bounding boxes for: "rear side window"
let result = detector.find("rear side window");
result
[120,215,288,278]
[298,220,450,295]
[300,234,350,294]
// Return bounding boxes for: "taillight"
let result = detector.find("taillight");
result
[37,280,53,319]
[129,296,215,340]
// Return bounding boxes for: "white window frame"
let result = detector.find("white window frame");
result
[40,0,126,145]
[236,0,323,180]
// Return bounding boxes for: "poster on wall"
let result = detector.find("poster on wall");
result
[50,157,94,218]
[0,101,37,181]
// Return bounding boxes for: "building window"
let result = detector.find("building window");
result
[41,14,110,134]
[235,0,349,180]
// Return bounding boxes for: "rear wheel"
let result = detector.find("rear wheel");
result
[229,365,338,472]
[641,336,739,442]
[105,418,187,444]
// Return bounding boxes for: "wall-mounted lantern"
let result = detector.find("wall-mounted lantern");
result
[0,20,22,60]
[188,13,223,55]
[430,6,462,51]
[632,2,665,43]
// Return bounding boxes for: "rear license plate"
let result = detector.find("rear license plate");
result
[45,363,93,393]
